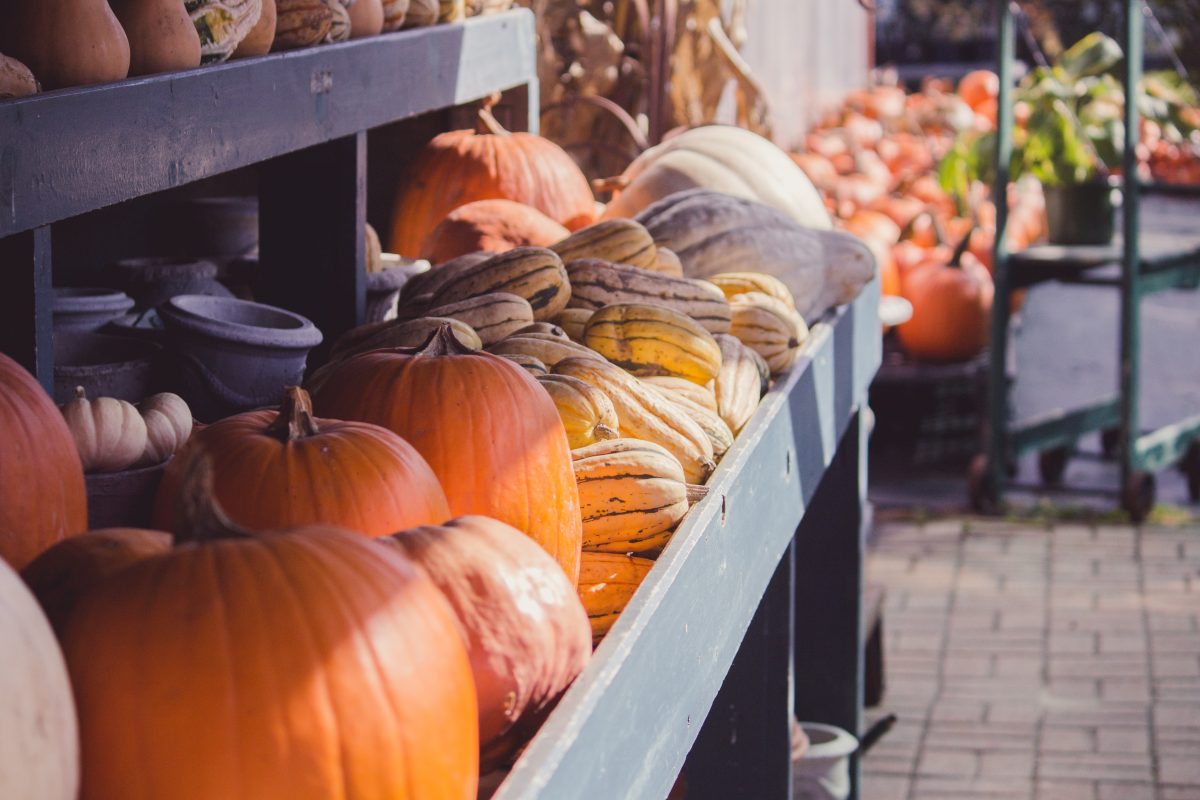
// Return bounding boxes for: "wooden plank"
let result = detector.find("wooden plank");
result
[794,411,865,800]
[493,290,879,800]
[0,10,536,237]
[685,542,795,799]
[0,227,53,389]
[258,132,366,365]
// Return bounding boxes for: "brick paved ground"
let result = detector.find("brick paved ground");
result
[862,518,1200,800]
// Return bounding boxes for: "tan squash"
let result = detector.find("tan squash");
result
[272,0,332,49]
[60,388,147,474]
[430,247,571,321]
[713,334,768,434]
[0,53,40,98]
[667,393,734,460]
[707,272,797,309]
[323,0,350,42]
[111,0,202,76]
[652,248,684,277]
[0,1,130,90]
[425,292,534,346]
[328,316,481,362]
[553,357,714,484]
[640,376,718,413]
[729,292,808,375]
[551,220,658,270]
[572,438,696,554]
[499,353,548,376]
[577,551,655,645]
[188,0,263,62]
[553,308,593,342]
[231,0,277,56]
[347,0,383,37]
[487,334,604,369]
[565,259,731,335]
[583,303,722,386]
[536,374,618,450]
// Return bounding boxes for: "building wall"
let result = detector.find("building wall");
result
[739,0,871,148]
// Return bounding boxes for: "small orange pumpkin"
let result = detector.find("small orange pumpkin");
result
[153,386,449,537]
[897,233,994,362]
[389,100,596,256]
[420,198,570,264]
[313,325,584,581]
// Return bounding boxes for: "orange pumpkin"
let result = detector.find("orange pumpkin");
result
[153,386,449,537]
[0,353,87,570]
[313,325,583,581]
[21,528,170,637]
[389,103,596,256]
[420,198,570,264]
[381,515,591,769]
[958,69,1000,112]
[897,235,994,362]
[64,462,479,800]
[842,209,902,248]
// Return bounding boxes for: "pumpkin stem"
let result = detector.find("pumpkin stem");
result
[74,386,87,400]
[174,456,254,544]
[686,484,710,505]
[593,424,619,441]
[414,323,478,357]
[948,226,975,269]
[265,386,321,441]
[476,93,510,136]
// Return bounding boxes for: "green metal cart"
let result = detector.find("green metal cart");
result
[969,0,1200,520]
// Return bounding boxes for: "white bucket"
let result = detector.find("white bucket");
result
[793,722,859,800]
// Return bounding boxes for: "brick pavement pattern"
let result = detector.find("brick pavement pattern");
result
[862,519,1200,800]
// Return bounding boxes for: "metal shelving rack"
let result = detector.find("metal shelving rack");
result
[972,0,1200,520]
[0,10,882,798]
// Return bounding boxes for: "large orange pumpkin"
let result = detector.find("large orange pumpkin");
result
[64,464,479,800]
[389,103,596,256]
[153,386,449,536]
[897,236,994,362]
[313,325,583,581]
[381,515,592,769]
[420,198,570,264]
[21,527,170,637]
[0,353,88,570]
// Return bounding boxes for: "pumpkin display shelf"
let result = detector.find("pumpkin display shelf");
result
[976,0,1200,520]
[0,7,882,797]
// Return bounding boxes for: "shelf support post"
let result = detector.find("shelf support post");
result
[794,410,864,799]
[258,131,366,365]
[0,227,54,391]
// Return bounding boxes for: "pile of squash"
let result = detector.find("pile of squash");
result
[0,0,514,94]
[793,73,1049,363]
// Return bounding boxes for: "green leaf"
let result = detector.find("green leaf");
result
[1059,32,1123,80]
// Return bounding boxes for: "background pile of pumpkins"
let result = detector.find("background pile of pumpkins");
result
[0,113,874,797]
[0,0,515,95]
[792,71,1048,364]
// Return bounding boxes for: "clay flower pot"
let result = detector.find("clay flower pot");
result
[53,288,135,334]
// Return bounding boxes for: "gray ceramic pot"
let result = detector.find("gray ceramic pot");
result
[108,256,232,310]
[85,462,167,529]
[53,288,135,334]
[53,332,161,404]
[158,295,322,421]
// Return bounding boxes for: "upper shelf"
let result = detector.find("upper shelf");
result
[0,9,537,237]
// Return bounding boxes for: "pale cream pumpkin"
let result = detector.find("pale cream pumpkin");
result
[138,393,193,466]
[61,388,148,474]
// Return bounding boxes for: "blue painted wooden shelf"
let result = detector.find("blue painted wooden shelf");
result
[495,282,882,799]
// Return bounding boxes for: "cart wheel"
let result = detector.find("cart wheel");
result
[1120,471,1156,523]
[968,454,1000,514]
[1182,442,1200,503]
[1101,427,1121,460]
[1038,447,1071,486]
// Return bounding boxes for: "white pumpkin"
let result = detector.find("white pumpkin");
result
[601,125,832,230]
[0,559,79,800]
[61,387,147,473]
[138,392,193,467]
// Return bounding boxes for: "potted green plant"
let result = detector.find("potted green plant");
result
[939,32,1199,245]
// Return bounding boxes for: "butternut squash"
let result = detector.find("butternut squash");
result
[111,0,202,75]
[0,1,130,90]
